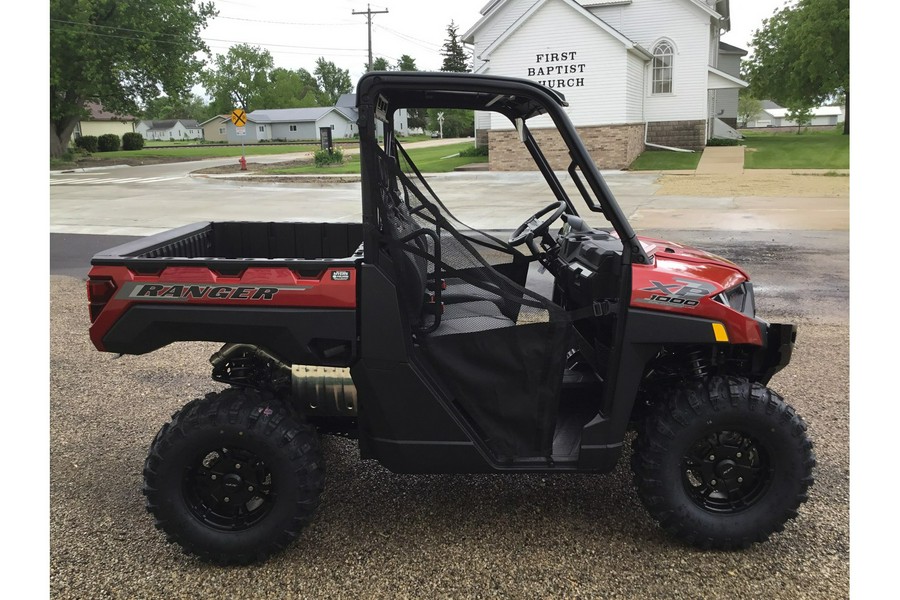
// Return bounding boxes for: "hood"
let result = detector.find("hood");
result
[638,235,750,280]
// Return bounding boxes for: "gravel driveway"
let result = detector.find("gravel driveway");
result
[49,271,848,599]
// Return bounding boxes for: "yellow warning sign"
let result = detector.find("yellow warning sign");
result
[231,109,247,126]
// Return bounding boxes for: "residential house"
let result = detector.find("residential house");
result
[136,119,204,141]
[74,102,137,140]
[200,115,231,142]
[223,107,359,143]
[744,100,845,129]
[462,0,747,169]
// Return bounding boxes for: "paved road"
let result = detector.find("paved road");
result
[48,164,850,599]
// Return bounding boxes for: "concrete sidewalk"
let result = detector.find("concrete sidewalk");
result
[695,146,744,175]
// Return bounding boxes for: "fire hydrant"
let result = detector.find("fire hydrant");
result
[239,155,247,171]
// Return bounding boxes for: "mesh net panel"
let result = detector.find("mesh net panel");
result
[374,139,571,458]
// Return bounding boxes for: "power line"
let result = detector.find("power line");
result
[215,15,358,27]
[352,4,389,72]
[51,22,367,52]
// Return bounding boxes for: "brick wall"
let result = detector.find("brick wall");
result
[646,120,706,150]
[488,123,646,171]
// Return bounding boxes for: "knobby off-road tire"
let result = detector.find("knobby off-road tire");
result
[631,376,815,549]
[143,388,325,565]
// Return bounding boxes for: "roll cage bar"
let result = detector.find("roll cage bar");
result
[355,71,650,267]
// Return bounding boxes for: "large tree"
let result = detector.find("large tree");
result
[201,44,274,113]
[142,94,211,122]
[745,0,849,133]
[368,57,392,72]
[49,0,216,157]
[257,68,324,110]
[440,21,470,73]
[314,58,353,105]
[396,54,418,72]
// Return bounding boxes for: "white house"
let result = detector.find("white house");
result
[744,101,845,129]
[224,107,359,144]
[136,119,203,141]
[463,0,747,169]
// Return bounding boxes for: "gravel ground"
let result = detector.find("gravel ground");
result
[49,274,848,599]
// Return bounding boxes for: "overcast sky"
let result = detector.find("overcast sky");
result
[200,0,791,86]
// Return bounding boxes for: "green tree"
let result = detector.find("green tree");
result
[49,0,217,157]
[142,94,210,121]
[368,57,392,72]
[201,44,274,113]
[257,68,324,109]
[737,93,763,128]
[396,54,418,72]
[786,104,814,134]
[315,58,353,105]
[427,109,473,138]
[745,0,849,134]
[440,21,470,73]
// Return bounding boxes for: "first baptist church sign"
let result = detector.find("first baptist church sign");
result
[526,51,587,89]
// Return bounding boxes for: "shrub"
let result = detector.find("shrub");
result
[706,137,741,147]
[122,132,144,151]
[74,135,98,153]
[459,144,489,157]
[314,147,344,167]
[97,133,121,152]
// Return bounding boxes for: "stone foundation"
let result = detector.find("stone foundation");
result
[488,123,645,171]
[646,120,706,151]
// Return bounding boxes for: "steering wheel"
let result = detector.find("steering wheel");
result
[508,201,567,247]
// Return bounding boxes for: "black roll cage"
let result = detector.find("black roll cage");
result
[355,71,651,269]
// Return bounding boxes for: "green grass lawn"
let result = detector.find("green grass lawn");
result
[265,142,487,175]
[628,149,702,171]
[742,129,849,169]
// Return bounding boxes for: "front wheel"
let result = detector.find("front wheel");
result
[143,388,324,564]
[631,376,815,549]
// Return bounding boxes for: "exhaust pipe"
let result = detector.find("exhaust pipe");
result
[210,344,357,417]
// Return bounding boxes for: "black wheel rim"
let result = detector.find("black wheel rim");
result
[183,446,275,531]
[681,430,772,513]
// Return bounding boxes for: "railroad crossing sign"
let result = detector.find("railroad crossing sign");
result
[231,109,247,127]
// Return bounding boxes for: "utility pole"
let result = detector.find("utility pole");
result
[353,4,389,72]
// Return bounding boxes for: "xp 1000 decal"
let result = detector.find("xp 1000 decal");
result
[636,278,716,309]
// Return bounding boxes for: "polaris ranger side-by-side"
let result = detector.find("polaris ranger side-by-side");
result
[87,73,814,565]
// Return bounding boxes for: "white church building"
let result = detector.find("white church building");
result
[463,0,747,169]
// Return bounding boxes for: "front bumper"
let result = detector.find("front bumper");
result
[755,322,798,384]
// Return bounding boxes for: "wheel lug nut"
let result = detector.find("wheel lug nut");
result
[235,464,241,469]
[711,480,717,486]
[738,477,743,483]
[224,497,230,503]
[709,455,715,460]
[248,486,254,492]
[211,475,217,480]
[736,452,742,458]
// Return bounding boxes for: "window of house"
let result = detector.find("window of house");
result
[259,125,265,132]
[219,127,225,134]
[290,125,297,132]
[652,41,674,94]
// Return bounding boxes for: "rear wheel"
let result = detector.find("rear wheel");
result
[143,388,324,564]
[631,376,815,549]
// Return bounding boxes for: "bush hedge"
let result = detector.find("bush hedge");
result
[459,144,489,157]
[706,137,742,147]
[97,133,121,152]
[314,147,344,167]
[74,135,98,153]
[122,132,145,151]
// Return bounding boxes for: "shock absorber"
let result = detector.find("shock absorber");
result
[684,347,711,379]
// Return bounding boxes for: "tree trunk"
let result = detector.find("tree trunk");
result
[50,117,79,158]
[843,89,849,135]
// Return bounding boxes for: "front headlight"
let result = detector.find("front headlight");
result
[714,282,756,317]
